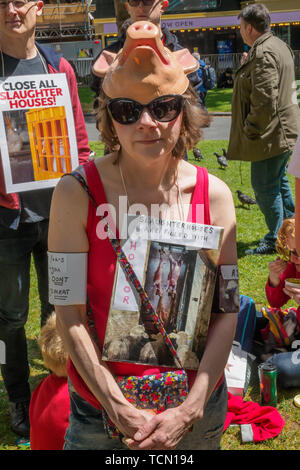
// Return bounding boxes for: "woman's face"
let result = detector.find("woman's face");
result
[112,104,183,165]
[287,234,300,272]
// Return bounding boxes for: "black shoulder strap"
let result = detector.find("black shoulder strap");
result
[64,171,98,208]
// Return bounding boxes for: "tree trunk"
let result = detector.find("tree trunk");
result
[113,0,129,33]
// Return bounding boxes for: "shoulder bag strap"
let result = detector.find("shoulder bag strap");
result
[65,171,184,369]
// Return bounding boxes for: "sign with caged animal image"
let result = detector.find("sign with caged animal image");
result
[102,215,224,370]
[0,73,78,193]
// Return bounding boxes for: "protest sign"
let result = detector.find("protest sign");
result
[0,73,78,193]
[102,215,224,369]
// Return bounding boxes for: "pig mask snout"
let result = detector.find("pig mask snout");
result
[120,21,170,66]
[93,21,199,102]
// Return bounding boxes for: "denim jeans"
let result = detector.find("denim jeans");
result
[251,151,295,245]
[63,379,227,450]
[263,351,300,388]
[0,220,53,402]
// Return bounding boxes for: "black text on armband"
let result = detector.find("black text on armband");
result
[218,265,240,313]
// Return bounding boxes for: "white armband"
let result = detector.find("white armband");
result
[48,252,88,305]
[287,136,300,178]
[218,264,240,313]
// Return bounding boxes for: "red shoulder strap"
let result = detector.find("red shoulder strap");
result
[84,160,108,207]
[188,166,211,225]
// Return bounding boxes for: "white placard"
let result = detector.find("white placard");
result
[0,73,78,193]
[128,215,223,250]
[113,238,148,311]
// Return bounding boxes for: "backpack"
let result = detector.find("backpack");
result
[260,306,299,354]
[234,295,257,353]
[201,64,216,90]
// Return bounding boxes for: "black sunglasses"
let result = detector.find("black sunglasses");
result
[128,0,155,6]
[107,95,184,125]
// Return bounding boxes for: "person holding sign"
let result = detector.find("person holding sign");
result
[0,0,90,438]
[48,21,238,450]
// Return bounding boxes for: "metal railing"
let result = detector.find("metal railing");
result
[202,50,300,78]
[70,50,300,86]
[70,58,94,84]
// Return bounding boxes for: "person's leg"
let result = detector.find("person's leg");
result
[32,220,53,327]
[263,351,300,388]
[0,224,35,403]
[248,152,294,254]
[0,224,37,437]
[279,153,295,219]
[64,382,126,450]
[176,379,227,450]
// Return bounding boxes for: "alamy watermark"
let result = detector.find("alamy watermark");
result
[0,340,5,365]
[94,197,207,242]
[292,80,300,106]
[291,340,300,365]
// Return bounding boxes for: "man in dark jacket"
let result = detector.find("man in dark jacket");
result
[0,0,90,439]
[91,0,203,107]
[227,4,300,255]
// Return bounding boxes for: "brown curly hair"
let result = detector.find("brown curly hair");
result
[38,312,68,377]
[95,84,211,159]
[276,217,295,260]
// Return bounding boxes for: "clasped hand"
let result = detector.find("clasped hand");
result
[122,407,193,450]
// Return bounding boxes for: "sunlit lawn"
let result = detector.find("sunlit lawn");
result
[206,88,233,113]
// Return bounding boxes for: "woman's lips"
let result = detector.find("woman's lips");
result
[136,139,161,144]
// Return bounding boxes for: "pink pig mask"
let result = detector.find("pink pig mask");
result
[92,21,199,103]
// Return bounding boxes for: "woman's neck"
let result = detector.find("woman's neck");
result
[118,150,179,193]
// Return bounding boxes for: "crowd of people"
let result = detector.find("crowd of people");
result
[0,0,299,451]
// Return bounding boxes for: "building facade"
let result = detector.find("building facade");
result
[95,0,300,56]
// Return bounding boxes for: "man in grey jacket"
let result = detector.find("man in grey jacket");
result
[228,4,300,255]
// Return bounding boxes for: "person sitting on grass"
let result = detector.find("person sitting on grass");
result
[217,68,234,89]
[259,218,300,388]
[29,312,70,450]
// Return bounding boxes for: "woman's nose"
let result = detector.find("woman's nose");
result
[137,108,157,127]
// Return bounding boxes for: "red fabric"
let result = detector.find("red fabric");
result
[224,392,285,442]
[265,262,300,332]
[29,374,70,450]
[68,161,222,409]
[0,58,90,210]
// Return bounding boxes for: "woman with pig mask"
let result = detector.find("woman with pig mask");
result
[48,21,238,450]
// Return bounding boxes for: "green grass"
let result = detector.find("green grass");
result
[0,139,299,450]
[206,88,233,113]
[78,86,95,113]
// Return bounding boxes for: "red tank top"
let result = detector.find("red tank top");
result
[68,160,215,410]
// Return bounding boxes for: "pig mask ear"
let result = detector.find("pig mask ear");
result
[172,49,199,75]
[92,50,117,77]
